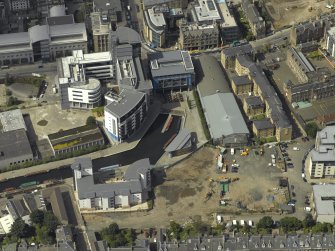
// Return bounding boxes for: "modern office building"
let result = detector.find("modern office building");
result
[195,54,249,146]
[93,0,122,23]
[308,126,335,178]
[10,0,30,11]
[148,50,194,90]
[91,12,111,52]
[241,0,266,39]
[72,157,152,210]
[287,47,315,83]
[179,22,220,51]
[104,89,147,142]
[57,50,114,83]
[326,26,335,57]
[0,21,87,65]
[59,78,102,110]
[190,0,239,43]
[143,5,167,48]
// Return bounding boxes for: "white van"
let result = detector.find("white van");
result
[231,148,235,155]
[304,207,311,212]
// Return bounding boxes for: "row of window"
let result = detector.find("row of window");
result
[9,158,33,166]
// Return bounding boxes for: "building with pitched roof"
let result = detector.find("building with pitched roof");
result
[241,0,265,39]
[157,233,335,251]
[72,158,152,210]
[195,54,249,146]
[287,47,315,83]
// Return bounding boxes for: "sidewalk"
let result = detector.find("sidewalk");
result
[0,101,162,181]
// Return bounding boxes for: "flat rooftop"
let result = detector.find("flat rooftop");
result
[147,7,166,30]
[192,0,221,23]
[149,50,194,78]
[48,124,104,151]
[0,109,26,132]
[0,129,33,166]
[313,184,335,217]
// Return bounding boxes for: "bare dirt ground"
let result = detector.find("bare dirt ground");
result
[265,0,332,28]
[84,146,288,231]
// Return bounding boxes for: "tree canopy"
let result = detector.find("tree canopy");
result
[280,217,302,233]
[101,222,136,248]
[256,216,274,233]
[305,122,318,138]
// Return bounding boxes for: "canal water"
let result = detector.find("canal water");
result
[0,114,181,192]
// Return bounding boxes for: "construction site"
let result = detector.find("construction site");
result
[84,146,290,230]
[264,0,333,28]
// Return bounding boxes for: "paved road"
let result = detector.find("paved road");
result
[0,62,58,78]
[250,28,291,50]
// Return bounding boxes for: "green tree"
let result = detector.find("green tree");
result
[311,222,333,233]
[256,216,274,233]
[305,122,318,138]
[10,219,32,238]
[6,96,19,106]
[43,211,59,234]
[30,210,45,225]
[36,225,53,244]
[302,214,315,229]
[280,217,302,233]
[169,221,183,240]
[86,116,96,125]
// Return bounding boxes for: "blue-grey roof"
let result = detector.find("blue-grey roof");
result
[288,47,314,72]
[165,128,192,152]
[115,27,142,45]
[231,75,252,86]
[195,54,231,97]
[245,96,263,107]
[202,93,249,140]
[124,158,151,180]
[74,158,151,200]
[149,50,194,78]
[243,56,291,129]
[222,43,253,57]
[104,89,145,118]
[253,119,274,130]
